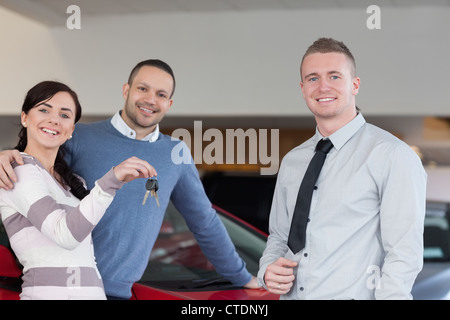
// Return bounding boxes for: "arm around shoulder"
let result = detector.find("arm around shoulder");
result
[0,149,24,190]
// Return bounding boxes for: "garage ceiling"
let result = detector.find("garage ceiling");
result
[1,0,450,26]
[2,0,449,165]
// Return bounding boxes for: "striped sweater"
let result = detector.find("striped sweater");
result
[0,153,124,300]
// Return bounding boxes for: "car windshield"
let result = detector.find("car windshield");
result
[138,202,267,291]
[424,202,450,262]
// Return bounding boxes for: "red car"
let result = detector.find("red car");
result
[0,203,278,300]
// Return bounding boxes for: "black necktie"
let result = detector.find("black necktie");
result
[288,138,333,253]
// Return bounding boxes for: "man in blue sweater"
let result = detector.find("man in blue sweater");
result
[0,59,257,299]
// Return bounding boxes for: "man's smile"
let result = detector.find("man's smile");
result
[137,104,157,115]
[316,97,337,102]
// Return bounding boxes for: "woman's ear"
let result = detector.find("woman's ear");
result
[21,111,27,127]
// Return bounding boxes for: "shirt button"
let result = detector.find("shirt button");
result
[300,287,304,291]
[303,253,308,257]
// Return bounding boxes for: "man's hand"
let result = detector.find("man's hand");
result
[264,257,297,295]
[0,150,23,190]
[243,276,260,289]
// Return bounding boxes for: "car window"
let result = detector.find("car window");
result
[424,202,450,261]
[138,202,267,290]
[202,173,276,234]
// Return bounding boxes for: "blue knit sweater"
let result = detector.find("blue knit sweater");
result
[64,119,251,298]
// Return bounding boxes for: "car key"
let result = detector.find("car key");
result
[150,178,160,207]
[142,178,159,207]
[142,185,151,206]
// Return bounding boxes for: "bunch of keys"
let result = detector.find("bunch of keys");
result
[142,177,159,207]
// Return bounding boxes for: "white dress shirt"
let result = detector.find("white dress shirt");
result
[110,111,160,142]
[258,113,427,299]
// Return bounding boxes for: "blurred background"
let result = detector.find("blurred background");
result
[1,0,449,231]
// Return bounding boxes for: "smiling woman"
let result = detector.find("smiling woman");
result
[15,81,84,196]
[21,93,77,171]
[0,81,156,300]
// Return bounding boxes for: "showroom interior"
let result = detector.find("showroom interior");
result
[1,0,449,212]
[1,0,450,301]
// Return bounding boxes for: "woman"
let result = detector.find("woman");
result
[0,81,156,300]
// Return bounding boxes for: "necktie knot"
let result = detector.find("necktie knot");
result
[315,139,333,154]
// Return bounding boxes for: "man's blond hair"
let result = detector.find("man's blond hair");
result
[300,38,356,80]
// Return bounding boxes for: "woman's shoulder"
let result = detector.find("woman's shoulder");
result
[14,153,43,170]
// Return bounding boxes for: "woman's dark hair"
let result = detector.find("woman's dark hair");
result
[15,81,89,200]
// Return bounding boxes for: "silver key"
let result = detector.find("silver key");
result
[142,189,150,205]
[152,188,160,207]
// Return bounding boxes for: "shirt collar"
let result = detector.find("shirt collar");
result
[315,113,366,151]
[110,110,160,142]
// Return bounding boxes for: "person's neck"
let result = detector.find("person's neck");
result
[120,111,157,140]
[24,145,58,175]
[134,125,157,140]
[316,110,358,137]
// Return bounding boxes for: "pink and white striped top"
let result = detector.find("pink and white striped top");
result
[0,153,124,300]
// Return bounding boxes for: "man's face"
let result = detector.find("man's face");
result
[300,52,360,122]
[122,65,173,137]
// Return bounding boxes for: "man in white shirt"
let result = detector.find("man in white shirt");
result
[258,38,427,299]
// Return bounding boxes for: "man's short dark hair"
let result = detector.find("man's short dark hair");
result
[128,59,176,98]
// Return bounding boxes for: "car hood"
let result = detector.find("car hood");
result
[412,261,450,300]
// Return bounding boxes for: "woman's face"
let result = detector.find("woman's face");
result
[21,91,76,152]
